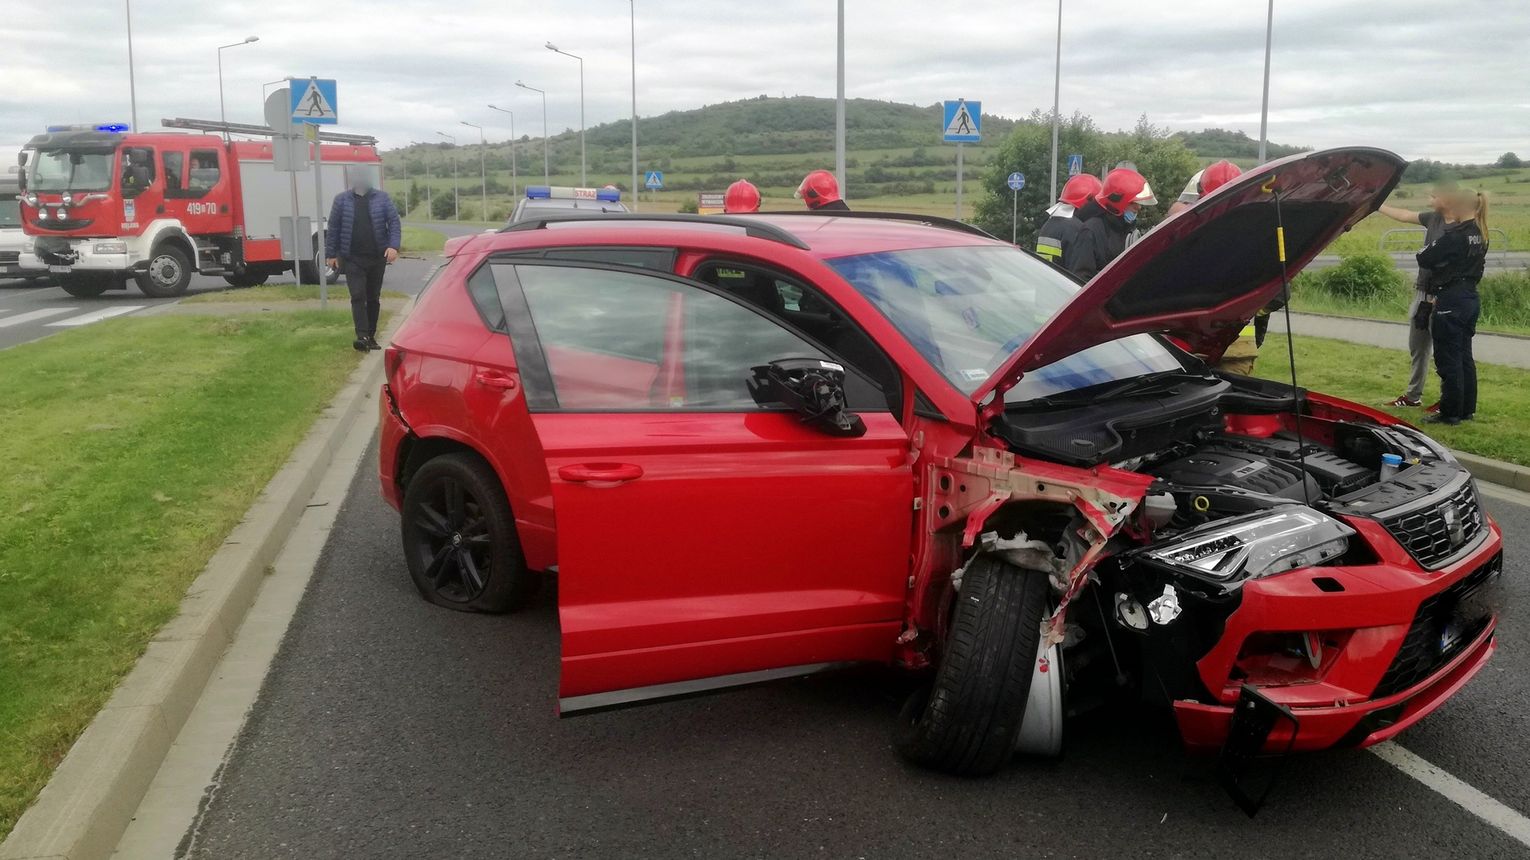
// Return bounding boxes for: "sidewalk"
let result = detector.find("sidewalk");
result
[1270,312,1530,370]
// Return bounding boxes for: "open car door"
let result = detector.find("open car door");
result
[483,259,915,713]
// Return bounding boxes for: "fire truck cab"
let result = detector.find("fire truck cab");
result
[18,123,381,298]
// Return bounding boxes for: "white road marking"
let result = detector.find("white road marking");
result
[1371,742,1530,849]
[0,307,76,328]
[46,305,146,327]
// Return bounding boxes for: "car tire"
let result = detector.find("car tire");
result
[400,452,538,613]
[893,555,1049,776]
[56,272,114,298]
[223,270,269,288]
[135,244,192,297]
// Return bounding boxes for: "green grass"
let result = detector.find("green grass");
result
[182,283,408,304]
[0,310,373,838]
[1254,335,1530,466]
[401,224,447,252]
[1328,168,1530,255]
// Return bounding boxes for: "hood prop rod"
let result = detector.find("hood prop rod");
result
[1269,183,1312,506]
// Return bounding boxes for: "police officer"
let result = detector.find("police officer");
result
[796,170,849,211]
[1034,174,1102,267]
[1418,188,1490,425]
[1062,167,1156,279]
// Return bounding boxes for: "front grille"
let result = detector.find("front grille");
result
[1372,551,1501,698]
[0,251,18,264]
[1379,480,1485,569]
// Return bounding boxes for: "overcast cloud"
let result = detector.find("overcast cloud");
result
[3,1,1526,162]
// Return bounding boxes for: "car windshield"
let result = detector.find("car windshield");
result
[0,198,20,228]
[26,148,114,193]
[826,245,1185,402]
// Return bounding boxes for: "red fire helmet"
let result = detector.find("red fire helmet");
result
[724,179,761,213]
[1096,168,1157,215]
[1058,174,1103,208]
[1199,160,1243,196]
[794,170,841,209]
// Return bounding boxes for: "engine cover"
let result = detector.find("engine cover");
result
[1150,448,1320,503]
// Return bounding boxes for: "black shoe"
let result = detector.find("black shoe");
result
[363,336,383,351]
[353,338,368,352]
[1422,414,1460,426]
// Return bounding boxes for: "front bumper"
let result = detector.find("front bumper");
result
[22,237,137,273]
[1172,523,1502,753]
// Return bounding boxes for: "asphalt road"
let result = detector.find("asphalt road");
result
[180,438,1530,859]
[0,254,439,351]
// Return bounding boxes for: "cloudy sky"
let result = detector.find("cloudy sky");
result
[4,0,1526,162]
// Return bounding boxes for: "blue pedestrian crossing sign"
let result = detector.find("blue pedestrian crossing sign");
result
[644,170,664,190]
[1067,154,1084,176]
[942,99,981,143]
[290,78,338,125]
[1007,172,1025,191]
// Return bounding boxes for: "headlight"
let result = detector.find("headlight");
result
[1141,505,1354,583]
[61,193,73,205]
[22,239,34,253]
[35,209,48,221]
[22,193,37,206]
[93,242,127,254]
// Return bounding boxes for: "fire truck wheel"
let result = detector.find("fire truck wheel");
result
[56,272,115,298]
[136,244,193,297]
[893,555,1048,776]
[223,271,269,288]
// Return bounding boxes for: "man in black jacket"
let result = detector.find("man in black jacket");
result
[1035,174,1101,266]
[1061,167,1156,279]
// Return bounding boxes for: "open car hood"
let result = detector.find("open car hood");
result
[971,147,1406,410]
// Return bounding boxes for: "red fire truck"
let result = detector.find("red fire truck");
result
[17,120,381,298]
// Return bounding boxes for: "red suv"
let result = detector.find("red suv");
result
[379,148,1500,780]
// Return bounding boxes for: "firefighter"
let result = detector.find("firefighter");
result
[1166,159,1242,217]
[325,166,402,352]
[1061,167,1155,279]
[795,170,849,211]
[724,179,761,214]
[1034,174,1102,266]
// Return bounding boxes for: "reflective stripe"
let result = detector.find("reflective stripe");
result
[1240,323,1256,337]
[1036,236,1063,261]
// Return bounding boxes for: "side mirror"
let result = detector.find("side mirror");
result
[747,358,867,438]
[15,152,25,192]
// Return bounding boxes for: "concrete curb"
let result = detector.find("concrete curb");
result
[1457,450,1530,494]
[0,305,412,860]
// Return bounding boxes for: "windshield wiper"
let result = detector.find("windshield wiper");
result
[1009,370,1218,410]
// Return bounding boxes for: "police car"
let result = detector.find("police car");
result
[507,185,627,226]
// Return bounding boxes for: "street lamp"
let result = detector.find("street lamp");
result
[125,0,139,130]
[1048,0,1062,203]
[436,131,459,220]
[461,121,488,220]
[1257,0,1275,163]
[487,104,518,199]
[515,80,549,184]
[217,36,260,141]
[629,0,638,211]
[835,0,845,198]
[545,42,586,185]
[410,141,433,215]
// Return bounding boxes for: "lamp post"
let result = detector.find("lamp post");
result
[1048,0,1062,203]
[515,81,549,184]
[461,121,488,220]
[835,0,845,198]
[125,0,139,130]
[545,43,586,185]
[630,0,638,211]
[436,131,458,220]
[411,141,433,216]
[486,105,518,199]
[1257,0,1274,163]
[217,36,260,141]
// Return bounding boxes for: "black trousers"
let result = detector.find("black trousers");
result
[1431,290,1480,420]
[342,257,386,337]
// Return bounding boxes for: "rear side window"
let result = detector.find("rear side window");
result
[494,246,675,272]
[162,152,186,196]
[476,262,887,413]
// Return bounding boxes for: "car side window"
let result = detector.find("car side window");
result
[691,260,902,415]
[482,262,888,413]
[493,246,676,272]
[187,149,221,195]
[162,152,186,197]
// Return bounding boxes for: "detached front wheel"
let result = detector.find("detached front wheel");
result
[400,453,538,613]
[894,555,1050,776]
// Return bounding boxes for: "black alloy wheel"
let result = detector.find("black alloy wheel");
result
[400,453,536,612]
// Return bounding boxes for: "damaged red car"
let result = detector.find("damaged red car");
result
[379,147,1501,779]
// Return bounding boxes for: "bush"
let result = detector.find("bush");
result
[430,191,458,220]
[1478,269,1530,328]
[1306,253,1406,302]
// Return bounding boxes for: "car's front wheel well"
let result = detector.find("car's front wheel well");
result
[398,435,495,497]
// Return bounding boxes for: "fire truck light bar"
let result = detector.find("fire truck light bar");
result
[45,123,131,133]
[526,185,621,202]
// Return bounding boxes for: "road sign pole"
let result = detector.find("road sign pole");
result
[955,143,964,221]
[1012,188,1018,244]
[1049,0,1062,203]
[309,120,326,310]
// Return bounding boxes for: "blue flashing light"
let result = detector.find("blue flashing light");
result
[45,122,131,133]
[526,186,552,199]
[94,123,131,133]
[596,188,621,202]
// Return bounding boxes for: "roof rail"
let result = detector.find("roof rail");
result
[751,209,999,240]
[499,212,812,250]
